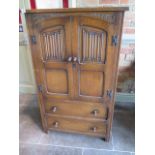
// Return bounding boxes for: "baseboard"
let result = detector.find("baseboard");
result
[19,87,135,103]
[19,84,36,94]
[115,92,135,103]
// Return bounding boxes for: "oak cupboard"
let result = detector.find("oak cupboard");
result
[25,7,128,141]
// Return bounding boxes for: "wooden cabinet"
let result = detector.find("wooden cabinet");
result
[25,7,128,141]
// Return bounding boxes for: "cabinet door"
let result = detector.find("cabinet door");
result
[72,16,114,103]
[28,17,74,100]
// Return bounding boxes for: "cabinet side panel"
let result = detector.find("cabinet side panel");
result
[106,12,125,141]
[25,13,48,132]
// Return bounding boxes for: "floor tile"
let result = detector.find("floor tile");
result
[19,117,43,143]
[19,94,38,107]
[39,130,113,150]
[20,143,82,155]
[19,104,41,125]
[19,95,44,143]
[112,102,135,152]
[114,102,135,113]
[112,127,135,152]
[83,149,131,155]
[113,111,134,130]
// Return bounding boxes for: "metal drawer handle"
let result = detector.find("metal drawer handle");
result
[92,109,99,116]
[51,106,57,113]
[90,127,97,132]
[53,121,59,128]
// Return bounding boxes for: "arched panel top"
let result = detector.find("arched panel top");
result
[33,17,69,32]
[40,25,64,34]
[79,16,110,31]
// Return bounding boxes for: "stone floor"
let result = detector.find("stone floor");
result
[19,94,135,155]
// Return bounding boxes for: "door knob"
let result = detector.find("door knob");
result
[67,56,72,62]
[90,127,97,132]
[92,109,99,116]
[73,57,77,62]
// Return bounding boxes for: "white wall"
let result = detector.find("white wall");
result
[36,0,62,8]
[19,0,36,93]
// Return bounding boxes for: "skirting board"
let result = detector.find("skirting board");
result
[19,84,36,94]
[19,86,135,103]
[115,92,135,103]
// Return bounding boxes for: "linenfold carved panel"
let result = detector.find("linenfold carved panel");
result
[40,26,65,61]
[80,26,107,63]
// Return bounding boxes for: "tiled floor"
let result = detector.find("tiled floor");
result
[19,94,135,155]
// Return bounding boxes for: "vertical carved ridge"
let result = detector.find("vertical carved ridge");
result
[54,33,57,59]
[52,34,55,59]
[47,35,50,60]
[44,35,47,60]
[89,33,91,60]
[101,33,104,63]
[47,34,50,60]
[59,32,61,59]
[86,31,88,61]
[60,31,63,59]
[94,34,96,61]
[57,32,60,59]
[90,33,93,61]
[92,34,94,61]
[97,35,100,61]
[83,30,85,61]
[49,35,53,59]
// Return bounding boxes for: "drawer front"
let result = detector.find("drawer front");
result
[47,115,107,136]
[45,101,108,119]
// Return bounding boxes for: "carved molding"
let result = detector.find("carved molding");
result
[31,13,116,26]
[82,13,116,24]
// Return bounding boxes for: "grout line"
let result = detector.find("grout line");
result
[19,141,135,153]
[81,148,84,155]
[37,134,44,144]
[111,131,114,151]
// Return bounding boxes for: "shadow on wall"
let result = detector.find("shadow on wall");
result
[117,61,135,93]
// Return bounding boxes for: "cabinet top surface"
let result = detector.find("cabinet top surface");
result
[26,7,129,14]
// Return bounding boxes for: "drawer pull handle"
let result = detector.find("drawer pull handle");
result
[51,106,57,113]
[53,121,59,128]
[92,109,99,116]
[90,127,97,132]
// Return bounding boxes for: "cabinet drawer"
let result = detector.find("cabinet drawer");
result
[47,115,107,137]
[45,101,108,120]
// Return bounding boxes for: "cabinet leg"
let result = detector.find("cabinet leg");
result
[104,134,110,142]
[43,127,48,134]
[101,137,106,141]
[101,135,110,142]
